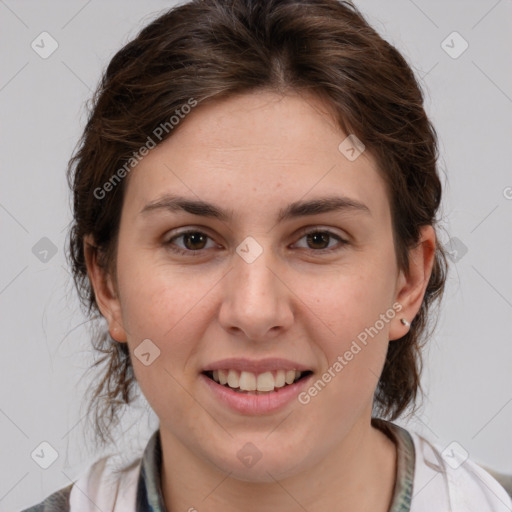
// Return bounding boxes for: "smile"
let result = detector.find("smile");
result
[203,369,313,394]
[201,369,314,415]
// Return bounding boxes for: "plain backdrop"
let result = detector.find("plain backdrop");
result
[1,0,511,510]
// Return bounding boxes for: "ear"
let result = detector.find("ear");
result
[389,225,437,341]
[83,234,128,343]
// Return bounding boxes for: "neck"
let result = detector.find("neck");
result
[159,415,397,512]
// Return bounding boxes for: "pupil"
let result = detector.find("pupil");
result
[185,233,329,251]
[185,232,206,250]
[307,232,329,249]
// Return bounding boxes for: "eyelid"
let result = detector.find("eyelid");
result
[293,225,349,240]
[291,227,349,251]
[164,225,350,256]
[164,227,220,250]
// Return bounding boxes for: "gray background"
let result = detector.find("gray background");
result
[1,0,511,510]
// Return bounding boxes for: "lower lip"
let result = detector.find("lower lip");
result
[200,373,314,415]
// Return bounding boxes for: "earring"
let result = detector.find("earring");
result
[109,325,125,342]
[400,318,410,327]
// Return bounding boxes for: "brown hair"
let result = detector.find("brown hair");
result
[66,0,448,449]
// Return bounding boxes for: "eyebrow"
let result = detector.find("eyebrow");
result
[139,193,371,222]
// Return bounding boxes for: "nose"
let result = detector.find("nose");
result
[218,242,294,341]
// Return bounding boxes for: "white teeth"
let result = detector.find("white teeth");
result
[209,369,307,392]
[275,369,286,387]
[239,371,256,391]
[256,371,275,392]
[227,369,239,388]
[285,370,296,385]
[218,369,228,385]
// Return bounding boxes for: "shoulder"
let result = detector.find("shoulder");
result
[407,429,512,512]
[19,483,73,512]
[18,455,142,512]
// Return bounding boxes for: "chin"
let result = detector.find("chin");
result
[208,445,310,484]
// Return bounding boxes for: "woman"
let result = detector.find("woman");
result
[21,0,512,511]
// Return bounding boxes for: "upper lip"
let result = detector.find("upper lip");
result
[202,358,313,374]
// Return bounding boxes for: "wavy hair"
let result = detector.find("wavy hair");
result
[66,0,449,449]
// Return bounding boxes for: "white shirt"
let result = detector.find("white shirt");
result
[21,419,512,511]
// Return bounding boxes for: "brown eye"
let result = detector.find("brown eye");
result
[181,232,208,250]
[306,232,331,250]
[165,230,215,256]
[294,229,348,254]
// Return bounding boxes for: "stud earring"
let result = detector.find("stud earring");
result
[400,318,410,327]
[109,325,125,342]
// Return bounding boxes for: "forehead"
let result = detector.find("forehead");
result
[123,91,390,223]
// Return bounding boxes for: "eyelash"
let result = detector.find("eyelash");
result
[164,228,349,257]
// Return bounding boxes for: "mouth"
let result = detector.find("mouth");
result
[202,369,314,395]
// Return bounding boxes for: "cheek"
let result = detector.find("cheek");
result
[117,263,207,419]
[117,248,203,338]
[308,257,396,340]
[115,258,213,403]
[303,256,396,401]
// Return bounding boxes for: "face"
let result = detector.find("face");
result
[87,90,434,482]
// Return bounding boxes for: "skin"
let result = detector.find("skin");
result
[85,90,436,512]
